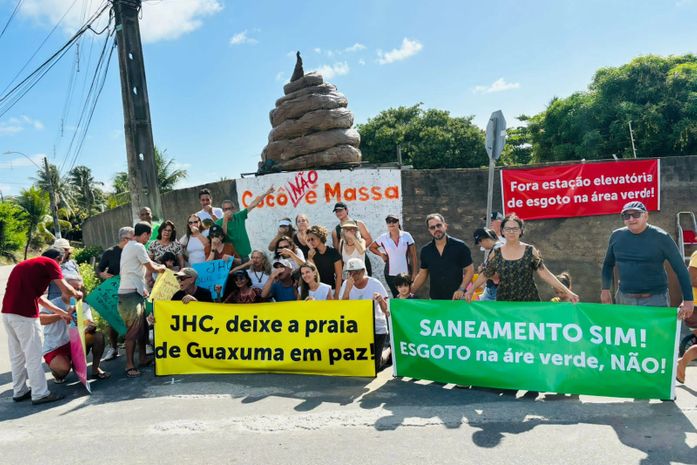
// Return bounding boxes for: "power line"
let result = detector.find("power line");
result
[0,0,24,41]
[0,2,111,119]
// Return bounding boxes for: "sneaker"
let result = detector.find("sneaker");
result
[102,347,119,361]
[12,390,31,402]
[32,392,65,405]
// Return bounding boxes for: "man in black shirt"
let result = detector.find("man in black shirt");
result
[172,268,214,303]
[96,226,134,361]
[412,213,474,300]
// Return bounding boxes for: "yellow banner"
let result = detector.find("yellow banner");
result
[153,300,377,377]
[150,270,180,301]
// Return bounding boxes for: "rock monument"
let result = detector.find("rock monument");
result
[259,52,362,172]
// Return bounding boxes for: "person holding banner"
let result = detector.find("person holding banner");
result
[677,250,697,383]
[412,213,474,300]
[601,201,693,319]
[172,268,214,303]
[299,263,333,300]
[223,270,262,304]
[466,214,578,303]
[339,258,390,371]
[2,248,82,405]
[97,226,134,362]
[217,187,274,260]
[369,214,417,297]
[261,259,299,302]
[40,276,110,382]
[306,225,343,299]
[118,222,167,378]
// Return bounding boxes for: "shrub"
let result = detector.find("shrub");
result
[74,245,103,264]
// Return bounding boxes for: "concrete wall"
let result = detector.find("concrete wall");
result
[83,155,697,303]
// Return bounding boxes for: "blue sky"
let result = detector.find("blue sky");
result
[1,0,696,196]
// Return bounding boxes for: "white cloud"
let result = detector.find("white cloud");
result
[313,48,322,54]
[229,30,258,46]
[344,43,366,53]
[377,38,423,64]
[0,152,45,169]
[0,116,44,135]
[473,78,521,94]
[20,0,222,43]
[314,62,350,80]
[358,59,366,66]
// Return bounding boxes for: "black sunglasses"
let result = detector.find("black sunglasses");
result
[621,211,643,220]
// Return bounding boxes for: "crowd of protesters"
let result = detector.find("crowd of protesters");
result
[2,185,695,405]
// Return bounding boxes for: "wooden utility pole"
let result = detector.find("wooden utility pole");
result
[112,0,162,223]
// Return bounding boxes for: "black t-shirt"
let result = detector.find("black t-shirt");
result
[312,246,342,289]
[97,245,122,276]
[420,235,473,300]
[293,233,310,258]
[172,287,213,302]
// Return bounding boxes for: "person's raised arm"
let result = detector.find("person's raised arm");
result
[261,268,280,299]
[248,186,275,212]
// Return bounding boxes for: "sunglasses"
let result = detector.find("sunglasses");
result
[386,219,399,224]
[188,220,199,224]
[177,276,193,281]
[428,223,444,230]
[621,211,643,220]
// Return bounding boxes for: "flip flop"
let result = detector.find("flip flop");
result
[91,371,111,380]
[125,367,141,378]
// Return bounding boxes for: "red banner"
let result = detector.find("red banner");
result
[501,159,660,220]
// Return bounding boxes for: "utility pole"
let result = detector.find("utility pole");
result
[111,0,162,224]
[628,121,638,158]
[43,157,62,239]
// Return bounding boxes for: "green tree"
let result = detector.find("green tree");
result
[0,201,27,262]
[527,54,697,162]
[357,104,488,169]
[14,187,50,259]
[108,146,188,208]
[69,165,106,215]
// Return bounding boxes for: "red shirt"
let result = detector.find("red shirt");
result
[2,256,63,318]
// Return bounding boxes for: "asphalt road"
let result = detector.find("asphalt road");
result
[1,265,695,465]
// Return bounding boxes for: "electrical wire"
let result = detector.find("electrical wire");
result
[0,0,24,41]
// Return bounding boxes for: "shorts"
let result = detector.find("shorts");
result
[118,292,146,341]
[44,342,71,366]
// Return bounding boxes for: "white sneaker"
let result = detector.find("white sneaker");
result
[102,347,119,361]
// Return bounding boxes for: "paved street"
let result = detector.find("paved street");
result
[1,265,696,465]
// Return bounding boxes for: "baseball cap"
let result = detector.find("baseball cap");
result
[232,269,248,278]
[52,238,72,250]
[345,258,366,271]
[175,268,198,280]
[385,214,399,222]
[272,258,293,269]
[473,228,498,245]
[340,220,358,229]
[208,224,224,237]
[621,201,647,213]
[42,247,64,260]
[333,202,348,212]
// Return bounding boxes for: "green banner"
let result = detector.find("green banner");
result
[84,276,127,336]
[389,300,679,400]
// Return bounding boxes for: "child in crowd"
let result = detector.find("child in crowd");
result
[551,272,573,302]
[394,273,415,299]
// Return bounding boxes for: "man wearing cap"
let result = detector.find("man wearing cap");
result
[216,187,275,259]
[47,238,80,299]
[2,248,82,405]
[412,213,475,300]
[118,222,167,378]
[172,268,214,303]
[487,211,505,243]
[97,226,134,361]
[339,258,390,371]
[331,202,374,275]
[261,258,297,302]
[601,201,693,320]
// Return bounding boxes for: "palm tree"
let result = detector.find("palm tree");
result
[111,146,189,202]
[32,161,75,215]
[14,187,50,259]
[69,165,106,215]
